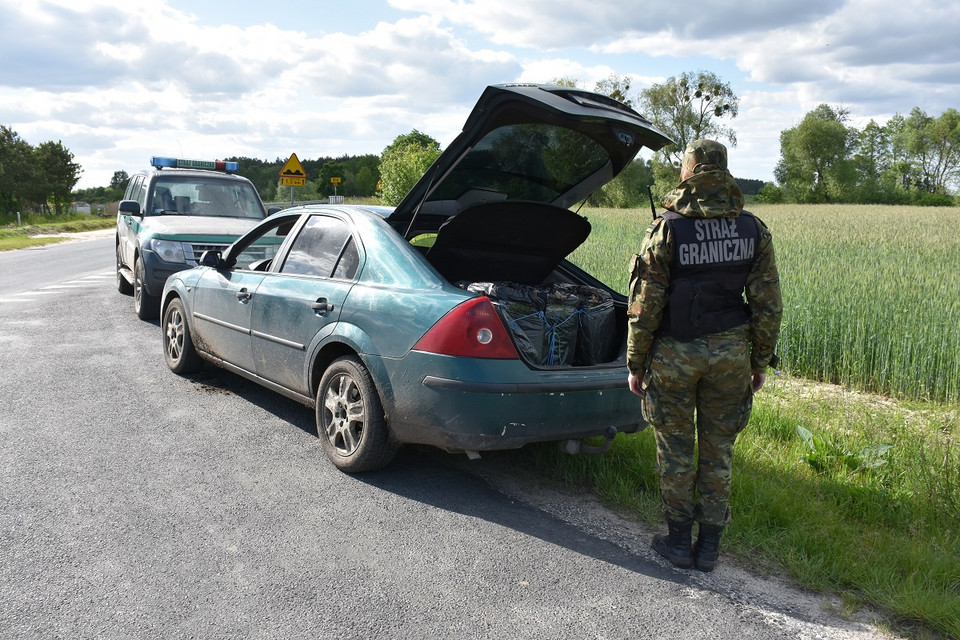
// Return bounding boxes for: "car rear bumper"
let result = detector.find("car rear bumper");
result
[379,353,646,451]
[421,374,627,394]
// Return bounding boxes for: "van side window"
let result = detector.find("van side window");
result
[125,175,144,202]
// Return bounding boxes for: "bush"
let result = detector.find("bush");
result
[755,182,784,203]
[909,191,956,206]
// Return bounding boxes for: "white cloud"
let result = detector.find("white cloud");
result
[1,0,958,188]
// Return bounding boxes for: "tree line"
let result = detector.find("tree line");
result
[553,72,959,207]
[69,154,383,209]
[220,154,381,203]
[3,71,958,216]
[1,125,82,215]
[766,105,960,205]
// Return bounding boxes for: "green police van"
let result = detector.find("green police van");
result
[116,157,277,319]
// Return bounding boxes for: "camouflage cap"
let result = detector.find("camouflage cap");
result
[682,139,728,175]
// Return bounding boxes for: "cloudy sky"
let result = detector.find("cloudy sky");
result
[1,0,958,189]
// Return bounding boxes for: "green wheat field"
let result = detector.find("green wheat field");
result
[572,203,960,404]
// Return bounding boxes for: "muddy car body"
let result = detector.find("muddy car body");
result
[161,83,674,472]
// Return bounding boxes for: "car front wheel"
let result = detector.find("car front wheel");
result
[162,298,203,374]
[316,356,397,473]
[134,256,159,320]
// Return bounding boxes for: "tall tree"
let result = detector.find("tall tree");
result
[594,74,632,107]
[853,120,895,203]
[378,130,441,206]
[353,165,378,197]
[34,140,82,214]
[317,160,347,197]
[549,77,579,88]
[886,113,915,191]
[638,70,739,165]
[0,125,32,212]
[899,107,960,194]
[110,170,129,193]
[775,104,857,203]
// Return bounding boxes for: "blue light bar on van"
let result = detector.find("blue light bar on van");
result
[150,157,239,173]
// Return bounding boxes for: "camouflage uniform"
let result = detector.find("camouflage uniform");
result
[627,140,782,530]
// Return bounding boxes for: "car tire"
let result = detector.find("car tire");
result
[317,356,397,473]
[162,298,203,374]
[116,244,133,295]
[134,256,159,320]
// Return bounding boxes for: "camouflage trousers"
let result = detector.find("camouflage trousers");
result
[641,326,754,527]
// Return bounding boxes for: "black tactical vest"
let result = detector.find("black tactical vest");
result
[658,210,760,341]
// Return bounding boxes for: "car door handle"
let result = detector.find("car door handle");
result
[236,288,252,302]
[311,298,334,315]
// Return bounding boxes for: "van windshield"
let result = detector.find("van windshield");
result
[149,177,265,219]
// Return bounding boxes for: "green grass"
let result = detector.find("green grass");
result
[546,204,960,639]
[511,376,959,639]
[0,214,115,251]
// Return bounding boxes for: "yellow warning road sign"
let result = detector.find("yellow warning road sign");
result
[280,153,306,187]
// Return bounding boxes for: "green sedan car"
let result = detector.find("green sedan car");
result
[161,83,674,472]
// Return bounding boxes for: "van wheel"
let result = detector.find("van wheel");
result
[134,256,159,320]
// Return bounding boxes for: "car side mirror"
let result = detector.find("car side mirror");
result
[199,250,223,268]
[118,200,142,216]
[266,206,282,215]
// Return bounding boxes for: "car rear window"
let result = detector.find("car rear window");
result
[428,123,610,203]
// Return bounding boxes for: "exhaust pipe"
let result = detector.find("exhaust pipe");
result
[560,426,618,455]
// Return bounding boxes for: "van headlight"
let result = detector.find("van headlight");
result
[150,239,186,263]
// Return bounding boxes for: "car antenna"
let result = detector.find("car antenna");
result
[647,185,658,221]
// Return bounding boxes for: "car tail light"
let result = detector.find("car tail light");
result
[413,297,519,359]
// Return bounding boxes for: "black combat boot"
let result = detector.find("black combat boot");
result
[694,524,724,572]
[651,518,694,569]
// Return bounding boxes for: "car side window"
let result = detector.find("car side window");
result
[332,237,360,280]
[281,216,354,278]
[231,221,293,271]
[125,175,145,204]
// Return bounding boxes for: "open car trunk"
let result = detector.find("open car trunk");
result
[388,84,673,370]
[424,201,627,368]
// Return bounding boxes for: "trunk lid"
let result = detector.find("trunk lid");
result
[386,83,673,238]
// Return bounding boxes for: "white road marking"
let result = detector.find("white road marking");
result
[0,271,115,304]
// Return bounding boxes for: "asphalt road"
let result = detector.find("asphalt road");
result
[0,234,893,639]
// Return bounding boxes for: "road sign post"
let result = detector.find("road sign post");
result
[279,153,307,205]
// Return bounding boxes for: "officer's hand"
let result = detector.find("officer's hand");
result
[751,370,766,392]
[628,373,644,397]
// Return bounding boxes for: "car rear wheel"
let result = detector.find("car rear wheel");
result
[116,244,133,295]
[134,256,159,320]
[317,356,397,473]
[162,298,203,374]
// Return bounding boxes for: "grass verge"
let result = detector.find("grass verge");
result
[0,216,116,251]
[508,371,959,638]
